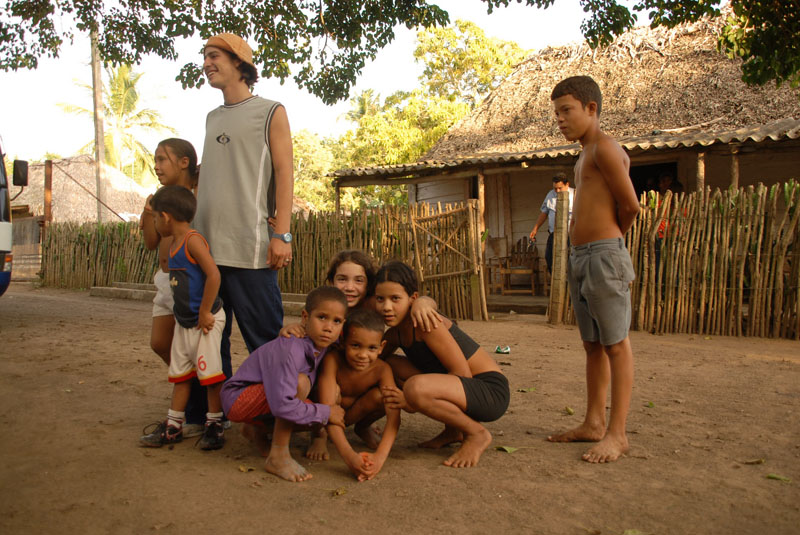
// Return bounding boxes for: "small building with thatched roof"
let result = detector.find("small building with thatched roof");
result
[332,15,800,261]
[13,155,151,223]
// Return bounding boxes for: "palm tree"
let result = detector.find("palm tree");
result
[344,89,381,123]
[60,64,176,185]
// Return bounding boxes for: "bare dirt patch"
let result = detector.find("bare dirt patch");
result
[1,282,798,534]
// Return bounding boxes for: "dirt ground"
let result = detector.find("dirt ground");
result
[1,282,798,535]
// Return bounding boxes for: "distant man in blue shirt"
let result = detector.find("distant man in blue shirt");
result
[529,172,575,273]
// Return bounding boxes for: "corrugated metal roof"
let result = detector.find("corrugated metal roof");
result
[333,117,800,182]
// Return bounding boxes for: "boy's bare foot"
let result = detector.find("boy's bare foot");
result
[419,426,463,449]
[443,427,492,468]
[265,447,313,482]
[582,433,629,463]
[242,423,271,457]
[354,421,381,450]
[305,435,330,461]
[547,421,605,443]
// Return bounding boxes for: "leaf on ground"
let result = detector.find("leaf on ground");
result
[741,458,765,465]
[499,361,512,366]
[622,530,646,535]
[516,387,536,393]
[238,465,256,473]
[766,473,791,482]
[645,401,655,408]
[495,446,518,453]
[331,487,348,497]
[565,406,575,415]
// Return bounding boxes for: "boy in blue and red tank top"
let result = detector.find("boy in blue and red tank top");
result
[140,185,227,451]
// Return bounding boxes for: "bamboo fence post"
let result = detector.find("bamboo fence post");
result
[548,191,570,324]
[698,188,715,334]
[771,185,800,337]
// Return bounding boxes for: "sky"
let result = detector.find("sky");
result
[0,0,638,163]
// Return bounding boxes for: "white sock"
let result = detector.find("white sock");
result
[167,409,185,430]
[206,412,223,424]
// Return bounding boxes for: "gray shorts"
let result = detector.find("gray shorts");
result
[567,237,635,346]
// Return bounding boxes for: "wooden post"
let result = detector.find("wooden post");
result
[44,160,53,224]
[501,173,512,258]
[90,29,107,223]
[729,145,740,189]
[696,152,705,192]
[477,171,486,241]
[334,182,341,213]
[548,190,569,324]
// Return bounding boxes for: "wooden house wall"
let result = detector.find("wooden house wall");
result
[409,140,799,263]
[735,142,800,188]
[413,179,467,205]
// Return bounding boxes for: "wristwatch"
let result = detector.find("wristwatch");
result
[273,232,292,243]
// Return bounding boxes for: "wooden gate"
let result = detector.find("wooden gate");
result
[408,200,487,321]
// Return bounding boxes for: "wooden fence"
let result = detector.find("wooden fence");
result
[550,182,800,339]
[41,201,486,320]
[42,221,159,289]
[279,200,486,320]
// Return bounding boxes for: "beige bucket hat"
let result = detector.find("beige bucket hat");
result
[205,33,255,69]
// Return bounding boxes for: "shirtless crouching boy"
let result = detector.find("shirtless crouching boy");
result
[546,75,640,463]
[316,308,401,481]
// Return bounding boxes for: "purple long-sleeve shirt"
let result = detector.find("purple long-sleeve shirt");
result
[220,336,331,426]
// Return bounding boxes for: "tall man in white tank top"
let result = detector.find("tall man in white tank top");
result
[188,33,294,425]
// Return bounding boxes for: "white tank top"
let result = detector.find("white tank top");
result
[194,96,281,269]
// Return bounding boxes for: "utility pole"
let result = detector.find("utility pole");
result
[90,28,107,223]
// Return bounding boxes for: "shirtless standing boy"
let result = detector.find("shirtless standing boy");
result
[546,76,640,463]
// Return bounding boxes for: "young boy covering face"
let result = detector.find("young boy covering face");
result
[315,308,401,481]
[546,75,640,463]
[220,287,348,482]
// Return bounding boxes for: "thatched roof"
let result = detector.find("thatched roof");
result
[425,14,800,160]
[13,155,316,222]
[12,155,151,223]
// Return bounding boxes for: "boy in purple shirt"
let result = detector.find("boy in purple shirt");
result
[221,286,347,482]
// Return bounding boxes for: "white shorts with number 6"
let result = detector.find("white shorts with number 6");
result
[168,308,226,386]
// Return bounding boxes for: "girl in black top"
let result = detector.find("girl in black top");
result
[377,261,510,468]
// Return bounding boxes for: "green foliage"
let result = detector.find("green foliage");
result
[482,1,800,89]
[336,90,469,207]
[4,1,798,96]
[414,19,529,107]
[59,64,176,185]
[717,2,800,88]
[1,0,449,105]
[344,90,469,167]
[292,129,359,211]
[637,0,799,88]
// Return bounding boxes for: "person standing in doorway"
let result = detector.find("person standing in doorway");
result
[189,33,294,424]
[529,172,575,273]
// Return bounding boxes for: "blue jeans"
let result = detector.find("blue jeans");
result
[185,267,284,424]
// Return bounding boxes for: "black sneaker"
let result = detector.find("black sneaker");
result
[197,421,225,450]
[140,421,183,448]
